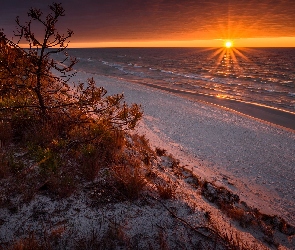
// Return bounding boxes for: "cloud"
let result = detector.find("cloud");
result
[1,0,294,42]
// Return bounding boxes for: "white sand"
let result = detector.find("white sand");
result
[1,71,295,248]
[74,72,295,225]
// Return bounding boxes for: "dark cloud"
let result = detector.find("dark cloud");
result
[1,0,294,43]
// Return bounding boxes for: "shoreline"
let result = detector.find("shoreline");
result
[1,71,294,248]
[129,80,295,132]
[75,72,295,225]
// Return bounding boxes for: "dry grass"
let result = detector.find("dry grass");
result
[225,207,257,229]
[112,163,147,200]
[168,154,180,170]
[74,229,101,250]
[156,178,177,200]
[155,147,166,156]
[131,134,156,167]
[45,173,76,198]
[1,146,289,250]
[209,222,262,250]
[75,222,129,250]
[10,232,47,250]
[133,134,150,148]
[0,121,12,147]
[0,151,9,179]
[158,229,169,250]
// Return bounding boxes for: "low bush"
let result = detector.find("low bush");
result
[112,163,147,200]
[0,3,143,193]
[155,147,166,156]
[156,178,177,199]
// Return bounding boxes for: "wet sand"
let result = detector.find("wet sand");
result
[135,81,295,132]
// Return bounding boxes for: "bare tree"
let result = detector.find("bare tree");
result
[13,2,77,116]
[0,3,142,134]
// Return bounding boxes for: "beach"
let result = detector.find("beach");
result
[131,80,295,131]
[74,72,295,225]
[2,1,295,246]
[1,69,295,249]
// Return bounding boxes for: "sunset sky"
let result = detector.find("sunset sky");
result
[1,0,295,47]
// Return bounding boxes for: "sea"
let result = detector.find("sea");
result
[61,48,295,113]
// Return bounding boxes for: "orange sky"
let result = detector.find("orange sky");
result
[69,37,295,48]
[2,0,295,47]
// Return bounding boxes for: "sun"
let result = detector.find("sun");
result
[225,40,233,48]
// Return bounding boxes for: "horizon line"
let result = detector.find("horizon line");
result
[18,37,295,49]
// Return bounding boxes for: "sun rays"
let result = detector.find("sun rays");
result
[203,40,252,77]
[225,40,233,48]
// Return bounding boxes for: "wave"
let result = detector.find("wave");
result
[73,49,295,113]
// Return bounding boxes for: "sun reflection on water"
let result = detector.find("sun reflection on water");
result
[205,41,252,78]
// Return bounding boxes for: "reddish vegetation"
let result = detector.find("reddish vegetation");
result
[0,3,294,249]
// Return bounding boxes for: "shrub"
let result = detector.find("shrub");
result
[155,147,166,156]
[0,3,142,183]
[7,153,25,175]
[32,147,60,174]
[112,164,147,200]
[47,173,76,197]
[156,178,176,199]
[0,3,142,139]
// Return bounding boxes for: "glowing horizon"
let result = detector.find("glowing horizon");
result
[41,37,295,48]
[3,1,295,49]
[225,41,233,48]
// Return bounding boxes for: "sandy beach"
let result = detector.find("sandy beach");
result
[2,1,295,247]
[1,70,295,248]
[74,72,295,225]
[134,81,295,131]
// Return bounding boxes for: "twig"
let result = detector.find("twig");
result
[147,195,227,246]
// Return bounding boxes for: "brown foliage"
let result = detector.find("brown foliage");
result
[10,232,46,250]
[0,3,143,200]
[156,178,177,199]
[112,163,147,200]
[0,3,142,140]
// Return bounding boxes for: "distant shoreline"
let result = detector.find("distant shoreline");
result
[130,81,295,132]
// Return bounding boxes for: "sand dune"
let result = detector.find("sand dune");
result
[75,72,295,225]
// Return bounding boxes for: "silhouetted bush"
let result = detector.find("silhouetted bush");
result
[0,3,142,188]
